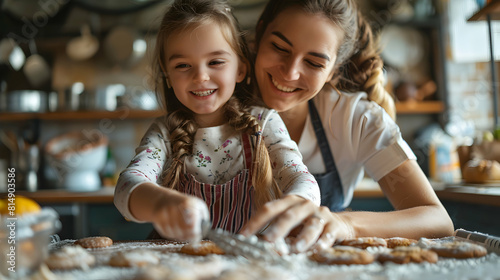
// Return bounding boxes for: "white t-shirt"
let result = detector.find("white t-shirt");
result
[298,85,416,208]
[115,107,320,222]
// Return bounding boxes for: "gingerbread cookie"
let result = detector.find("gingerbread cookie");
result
[385,237,418,249]
[428,241,488,259]
[340,237,387,249]
[108,249,160,267]
[310,245,375,265]
[377,246,438,264]
[45,245,95,270]
[74,236,113,249]
[179,240,225,256]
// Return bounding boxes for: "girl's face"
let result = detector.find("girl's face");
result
[255,7,344,113]
[165,23,246,127]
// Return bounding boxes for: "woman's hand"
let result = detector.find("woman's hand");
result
[151,192,210,242]
[240,195,354,253]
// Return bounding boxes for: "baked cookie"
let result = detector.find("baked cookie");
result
[385,237,418,249]
[109,249,160,267]
[74,236,113,249]
[428,241,488,259]
[45,245,95,270]
[179,240,225,256]
[377,246,438,264]
[310,245,375,265]
[340,237,387,249]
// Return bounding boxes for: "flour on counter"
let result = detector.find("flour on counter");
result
[39,240,500,280]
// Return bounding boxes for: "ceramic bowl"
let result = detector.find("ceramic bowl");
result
[45,131,108,191]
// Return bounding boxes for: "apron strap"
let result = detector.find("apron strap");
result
[308,100,336,170]
[308,100,345,212]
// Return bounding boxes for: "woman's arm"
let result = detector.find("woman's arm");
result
[342,160,454,239]
[241,160,454,252]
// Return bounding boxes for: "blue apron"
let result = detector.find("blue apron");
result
[308,100,345,212]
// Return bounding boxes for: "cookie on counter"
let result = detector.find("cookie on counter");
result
[45,245,96,270]
[428,241,488,259]
[74,236,113,249]
[109,249,160,267]
[377,246,438,264]
[385,237,418,249]
[179,240,225,256]
[310,245,375,265]
[340,237,387,249]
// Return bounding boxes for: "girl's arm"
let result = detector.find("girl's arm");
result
[128,182,209,241]
[113,120,209,241]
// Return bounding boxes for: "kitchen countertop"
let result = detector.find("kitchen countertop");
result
[8,180,500,207]
[35,238,500,280]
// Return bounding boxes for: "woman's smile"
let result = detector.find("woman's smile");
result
[271,75,299,93]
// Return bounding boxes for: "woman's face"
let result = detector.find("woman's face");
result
[255,7,344,113]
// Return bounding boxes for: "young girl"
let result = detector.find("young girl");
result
[114,0,319,242]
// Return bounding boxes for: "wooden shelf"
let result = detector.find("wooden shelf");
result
[468,0,500,21]
[395,101,445,114]
[0,110,165,121]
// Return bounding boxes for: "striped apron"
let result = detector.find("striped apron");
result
[177,133,255,233]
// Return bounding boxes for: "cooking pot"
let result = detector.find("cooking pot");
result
[3,90,48,112]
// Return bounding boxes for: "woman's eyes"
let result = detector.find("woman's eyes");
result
[272,42,324,69]
[272,42,288,53]
[306,61,324,69]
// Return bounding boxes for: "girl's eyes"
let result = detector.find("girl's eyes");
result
[272,42,324,69]
[173,60,225,70]
[209,60,225,66]
[175,64,190,69]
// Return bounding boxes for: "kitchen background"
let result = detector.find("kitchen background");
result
[1,0,500,238]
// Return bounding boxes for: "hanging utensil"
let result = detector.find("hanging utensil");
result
[0,38,26,71]
[66,24,99,61]
[103,25,147,68]
[23,39,51,87]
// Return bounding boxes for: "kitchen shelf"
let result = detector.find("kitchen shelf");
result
[468,0,500,21]
[395,101,445,114]
[0,110,165,121]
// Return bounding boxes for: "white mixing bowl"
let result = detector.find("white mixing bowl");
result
[45,131,108,191]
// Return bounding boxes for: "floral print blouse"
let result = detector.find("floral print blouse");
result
[114,107,320,222]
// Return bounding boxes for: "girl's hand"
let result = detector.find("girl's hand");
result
[240,195,354,253]
[151,192,210,242]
